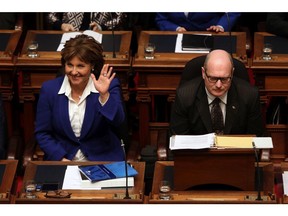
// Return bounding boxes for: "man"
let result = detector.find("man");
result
[170,49,264,137]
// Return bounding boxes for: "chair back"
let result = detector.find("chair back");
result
[179,55,250,86]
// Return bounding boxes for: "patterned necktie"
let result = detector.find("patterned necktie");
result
[211,97,224,134]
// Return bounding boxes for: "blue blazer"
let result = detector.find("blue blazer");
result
[35,76,125,161]
[155,12,241,31]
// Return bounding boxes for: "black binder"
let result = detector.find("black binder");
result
[181,34,214,51]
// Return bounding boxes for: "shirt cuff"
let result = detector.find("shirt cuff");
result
[98,93,110,106]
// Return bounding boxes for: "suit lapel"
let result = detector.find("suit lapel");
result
[80,94,97,138]
[224,84,239,134]
[59,95,76,138]
[196,84,213,132]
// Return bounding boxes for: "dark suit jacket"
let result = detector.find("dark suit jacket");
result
[155,12,241,31]
[35,76,125,161]
[170,77,264,137]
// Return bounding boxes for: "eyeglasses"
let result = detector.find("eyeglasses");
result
[204,70,232,84]
[45,190,72,199]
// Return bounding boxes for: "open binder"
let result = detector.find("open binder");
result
[169,133,273,150]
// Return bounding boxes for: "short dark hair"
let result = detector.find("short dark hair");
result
[61,34,104,78]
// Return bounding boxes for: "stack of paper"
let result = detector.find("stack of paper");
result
[57,30,102,51]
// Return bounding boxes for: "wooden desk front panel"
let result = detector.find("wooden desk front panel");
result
[148,161,276,204]
[15,161,145,204]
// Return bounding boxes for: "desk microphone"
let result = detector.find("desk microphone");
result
[121,139,131,199]
[225,12,233,56]
[110,13,116,58]
[252,141,263,201]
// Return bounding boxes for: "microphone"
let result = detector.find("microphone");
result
[225,12,233,56]
[121,139,131,199]
[252,141,263,201]
[110,13,116,58]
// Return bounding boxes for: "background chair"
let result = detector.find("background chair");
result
[179,54,250,86]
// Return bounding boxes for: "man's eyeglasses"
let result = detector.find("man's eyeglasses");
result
[204,70,232,84]
[45,190,72,199]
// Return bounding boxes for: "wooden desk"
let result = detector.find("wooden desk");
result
[0,30,22,136]
[14,161,145,204]
[15,30,132,145]
[148,161,276,204]
[251,32,288,165]
[132,31,248,149]
[0,160,18,204]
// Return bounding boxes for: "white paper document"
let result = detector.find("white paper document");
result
[62,165,101,190]
[253,137,273,149]
[283,171,288,195]
[169,133,215,150]
[62,165,134,190]
[57,30,102,51]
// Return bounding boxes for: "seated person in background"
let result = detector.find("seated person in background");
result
[0,94,7,159]
[266,13,288,37]
[0,12,23,30]
[47,12,127,31]
[170,49,264,137]
[35,34,126,161]
[155,12,241,32]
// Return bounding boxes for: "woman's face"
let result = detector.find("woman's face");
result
[64,56,93,88]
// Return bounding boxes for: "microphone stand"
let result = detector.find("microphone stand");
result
[225,12,232,56]
[252,142,263,201]
[121,139,131,199]
[110,13,116,58]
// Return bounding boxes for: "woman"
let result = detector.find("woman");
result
[35,34,125,161]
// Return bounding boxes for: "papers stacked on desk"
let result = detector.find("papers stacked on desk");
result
[169,133,274,150]
[57,30,102,51]
[62,164,135,190]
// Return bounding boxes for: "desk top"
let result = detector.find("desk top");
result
[15,161,145,204]
[252,32,288,68]
[16,30,132,67]
[0,30,22,65]
[148,161,276,204]
[0,160,18,203]
[133,31,247,68]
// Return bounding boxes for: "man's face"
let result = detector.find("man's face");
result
[202,62,233,97]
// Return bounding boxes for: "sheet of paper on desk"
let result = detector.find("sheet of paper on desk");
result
[169,133,215,150]
[57,30,102,51]
[253,137,273,149]
[283,171,288,195]
[62,165,101,190]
